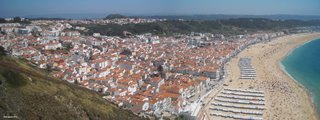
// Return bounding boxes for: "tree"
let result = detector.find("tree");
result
[120,49,132,56]
[157,65,166,78]
[0,46,7,56]
[157,65,163,72]
[46,65,52,72]
[175,115,185,120]
[0,18,6,23]
[104,14,127,20]
[13,17,21,23]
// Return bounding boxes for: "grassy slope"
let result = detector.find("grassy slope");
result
[0,56,143,120]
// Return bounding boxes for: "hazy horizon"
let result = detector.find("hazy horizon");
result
[1,0,320,18]
[7,13,319,21]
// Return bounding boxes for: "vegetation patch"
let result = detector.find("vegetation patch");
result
[75,18,320,37]
[2,70,27,88]
[0,56,143,120]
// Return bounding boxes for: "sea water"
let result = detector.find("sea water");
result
[282,38,320,114]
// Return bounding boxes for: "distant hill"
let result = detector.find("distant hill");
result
[19,13,320,20]
[104,14,128,19]
[77,18,320,37]
[0,56,143,120]
[28,18,70,20]
[138,14,320,21]
[23,13,107,19]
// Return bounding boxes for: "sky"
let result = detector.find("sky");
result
[1,0,320,18]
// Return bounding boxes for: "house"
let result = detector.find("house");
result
[197,76,210,90]
[93,33,101,37]
[128,80,138,95]
[38,61,47,69]
[151,94,173,117]
[44,42,62,50]
[148,77,164,92]
[95,67,110,78]
[91,59,109,69]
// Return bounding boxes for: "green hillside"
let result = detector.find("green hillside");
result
[0,56,143,120]
[77,18,320,37]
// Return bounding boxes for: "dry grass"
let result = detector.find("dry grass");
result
[0,56,143,120]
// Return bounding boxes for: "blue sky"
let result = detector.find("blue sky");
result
[1,0,320,17]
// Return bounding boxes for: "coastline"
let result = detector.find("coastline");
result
[279,60,319,119]
[279,37,320,119]
[206,33,320,120]
[258,33,320,119]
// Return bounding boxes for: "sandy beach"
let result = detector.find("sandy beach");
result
[204,33,320,120]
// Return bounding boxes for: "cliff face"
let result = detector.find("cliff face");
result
[0,57,143,120]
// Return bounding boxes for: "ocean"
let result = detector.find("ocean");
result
[281,38,320,114]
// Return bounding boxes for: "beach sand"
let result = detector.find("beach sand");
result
[204,33,320,120]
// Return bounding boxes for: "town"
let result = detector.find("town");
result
[0,17,313,119]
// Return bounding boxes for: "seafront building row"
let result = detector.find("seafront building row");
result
[0,21,286,118]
